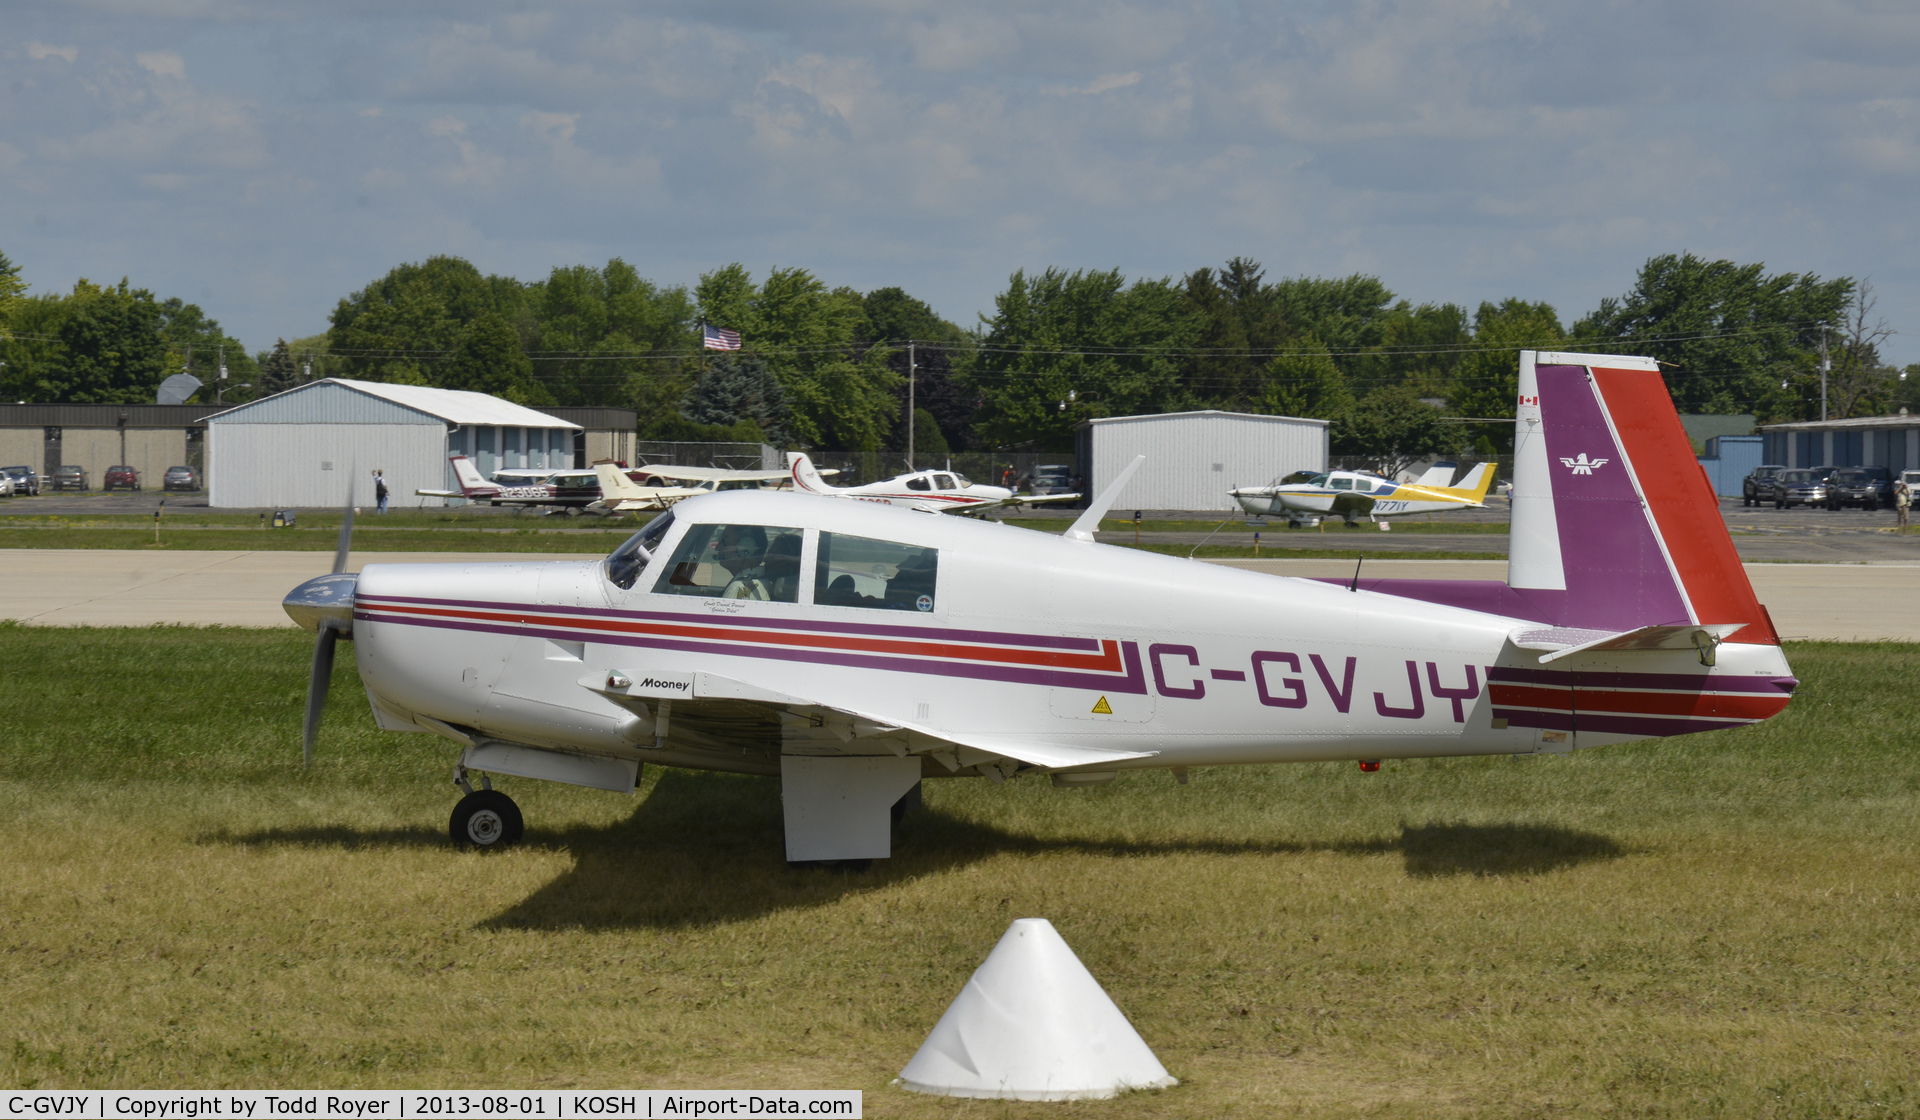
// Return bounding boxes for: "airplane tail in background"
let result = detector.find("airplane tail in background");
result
[593,461,641,500]
[450,455,494,495]
[1508,351,1776,643]
[1436,462,1496,504]
[1412,461,1457,487]
[787,452,840,496]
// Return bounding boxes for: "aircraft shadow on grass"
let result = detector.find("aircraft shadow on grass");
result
[212,771,1625,931]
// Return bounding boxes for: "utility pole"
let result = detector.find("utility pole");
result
[1819,327,1830,422]
[215,345,228,405]
[906,340,916,470]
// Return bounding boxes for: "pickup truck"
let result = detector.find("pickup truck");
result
[1825,466,1892,509]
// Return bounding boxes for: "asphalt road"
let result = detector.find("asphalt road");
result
[4,549,1916,641]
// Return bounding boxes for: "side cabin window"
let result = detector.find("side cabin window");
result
[1351,478,1374,492]
[1329,477,1354,490]
[652,523,805,602]
[935,474,957,490]
[815,532,938,613]
[906,476,932,491]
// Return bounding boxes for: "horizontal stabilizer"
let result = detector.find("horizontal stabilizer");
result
[1511,622,1748,664]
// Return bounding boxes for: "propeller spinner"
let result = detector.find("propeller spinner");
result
[282,487,356,766]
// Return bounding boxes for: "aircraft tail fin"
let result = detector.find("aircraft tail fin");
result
[1412,460,1457,487]
[1437,461,1496,503]
[449,455,493,494]
[1508,351,1775,643]
[786,452,839,495]
[593,461,640,499]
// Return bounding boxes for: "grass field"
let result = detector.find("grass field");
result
[2,627,1917,1116]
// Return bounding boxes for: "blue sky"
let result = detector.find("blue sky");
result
[4,1,1916,363]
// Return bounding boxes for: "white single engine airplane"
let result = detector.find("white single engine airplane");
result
[589,461,820,514]
[415,455,601,511]
[288,351,1792,865]
[786,452,1080,516]
[1229,461,1497,528]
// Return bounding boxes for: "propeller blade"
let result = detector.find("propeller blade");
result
[303,625,337,768]
[332,475,356,575]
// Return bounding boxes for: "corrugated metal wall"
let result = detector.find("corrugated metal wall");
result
[1084,412,1328,511]
[208,423,446,508]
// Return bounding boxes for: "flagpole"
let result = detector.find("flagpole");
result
[907,339,916,471]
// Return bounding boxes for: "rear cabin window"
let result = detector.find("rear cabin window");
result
[906,477,931,491]
[814,532,939,613]
[652,523,805,602]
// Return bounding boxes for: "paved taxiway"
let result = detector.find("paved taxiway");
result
[2,549,1917,642]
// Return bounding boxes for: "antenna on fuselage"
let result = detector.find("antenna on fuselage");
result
[1349,555,1363,592]
[1063,456,1145,543]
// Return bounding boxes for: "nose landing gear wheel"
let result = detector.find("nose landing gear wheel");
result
[450,789,524,849]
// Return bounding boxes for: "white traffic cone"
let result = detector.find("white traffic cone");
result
[898,918,1177,1101]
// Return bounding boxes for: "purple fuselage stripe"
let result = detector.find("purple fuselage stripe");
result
[354,592,1099,651]
[1538,365,1691,630]
[1488,666,1794,694]
[356,610,1150,694]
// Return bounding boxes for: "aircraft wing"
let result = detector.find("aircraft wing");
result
[638,463,838,482]
[414,489,464,498]
[587,669,1157,773]
[608,488,705,512]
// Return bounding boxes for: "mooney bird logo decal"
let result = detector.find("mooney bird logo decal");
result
[1560,453,1609,475]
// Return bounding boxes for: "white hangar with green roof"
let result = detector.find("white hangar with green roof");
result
[204,379,635,508]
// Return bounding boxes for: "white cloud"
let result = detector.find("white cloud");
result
[135,50,185,81]
[28,43,79,63]
[1043,72,1141,97]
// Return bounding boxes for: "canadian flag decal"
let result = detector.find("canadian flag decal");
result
[1518,394,1539,407]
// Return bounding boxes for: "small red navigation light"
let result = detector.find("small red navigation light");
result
[1358,760,1380,773]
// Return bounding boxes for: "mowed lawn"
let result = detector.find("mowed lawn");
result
[1,626,1916,1117]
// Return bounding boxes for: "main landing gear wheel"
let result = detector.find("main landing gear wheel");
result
[450,789,524,850]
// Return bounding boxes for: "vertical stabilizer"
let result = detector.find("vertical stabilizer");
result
[786,451,839,495]
[1413,460,1457,487]
[1506,352,1775,643]
[450,455,494,494]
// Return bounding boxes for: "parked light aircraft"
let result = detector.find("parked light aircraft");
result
[786,452,1080,515]
[589,462,818,514]
[287,351,1792,864]
[1230,461,1497,527]
[415,455,600,511]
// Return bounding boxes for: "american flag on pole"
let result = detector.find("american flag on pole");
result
[702,324,742,351]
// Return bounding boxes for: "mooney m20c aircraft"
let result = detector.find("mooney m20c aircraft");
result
[786,452,1079,515]
[1230,461,1497,527]
[287,351,1792,864]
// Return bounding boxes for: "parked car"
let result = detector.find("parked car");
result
[0,474,12,496]
[2,465,39,496]
[102,465,141,491]
[1771,468,1832,508]
[1902,469,1920,495]
[1825,466,1892,509]
[1030,464,1074,495]
[49,465,89,491]
[162,465,200,492]
[1742,464,1786,506]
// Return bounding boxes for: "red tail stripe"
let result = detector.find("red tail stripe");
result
[360,601,1126,672]
[1491,682,1788,720]
[1591,367,1777,644]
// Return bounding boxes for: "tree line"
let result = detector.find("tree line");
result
[1,246,1908,460]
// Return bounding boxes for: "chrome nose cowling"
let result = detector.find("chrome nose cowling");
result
[284,572,359,635]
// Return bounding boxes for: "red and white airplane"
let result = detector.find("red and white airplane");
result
[413,454,598,510]
[287,351,1792,864]
[787,452,1080,515]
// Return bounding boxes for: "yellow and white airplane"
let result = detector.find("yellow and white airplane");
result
[1230,461,1497,527]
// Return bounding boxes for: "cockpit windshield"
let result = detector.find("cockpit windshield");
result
[604,511,675,590]
[1306,474,1330,487]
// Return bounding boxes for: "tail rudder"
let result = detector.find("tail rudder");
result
[787,451,837,495]
[449,455,494,494]
[1413,460,1457,487]
[1509,350,1775,644]
[1449,461,1496,503]
[593,461,639,499]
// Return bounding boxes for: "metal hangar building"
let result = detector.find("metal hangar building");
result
[1074,410,1330,512]
[206,379,612,508]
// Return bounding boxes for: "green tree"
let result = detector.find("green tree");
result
[1333,386,1446,476]
[39,279,169,403]
[681,353,790,444]
[0,249,24,340]
[441,312,548,404]
[1256,335,1353,420]
[969,267,1197,449]
[157,297,257,401]
[328,256,520,386]
[1179,258,1284,411]
[257,339,299,397]
[527,258,696,409]
[1573,252,1852,415]
[1445,299,1566,453]
[859,287,975,453]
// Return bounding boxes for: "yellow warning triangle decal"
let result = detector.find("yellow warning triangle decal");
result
[1090,695,1113,715]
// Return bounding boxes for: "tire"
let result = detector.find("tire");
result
[449,789,524,849]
